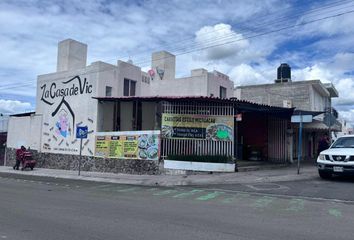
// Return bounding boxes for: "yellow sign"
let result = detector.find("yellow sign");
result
[95,136,109,157]
[109,137,123,158]
[95,131,160,160]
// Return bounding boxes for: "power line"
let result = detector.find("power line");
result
[116,0,352,62]
[117,0,354,64]
[132,3,354,65]
[1,5,354,91]
[133,9,354,67]
[1,1,352,90]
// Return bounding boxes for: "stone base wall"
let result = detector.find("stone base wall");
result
[5,148,160,175]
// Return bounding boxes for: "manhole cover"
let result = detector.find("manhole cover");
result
[246,183,289,191]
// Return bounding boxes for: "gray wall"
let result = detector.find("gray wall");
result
[5,148,160,175]
[235,80,334,113]
[236,82,316,110]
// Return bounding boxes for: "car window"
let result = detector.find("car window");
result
[331,137,354,148]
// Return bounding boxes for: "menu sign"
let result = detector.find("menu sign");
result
[95,131,160,160]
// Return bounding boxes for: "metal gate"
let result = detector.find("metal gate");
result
[161,101,234,158]
[268,116,288,163]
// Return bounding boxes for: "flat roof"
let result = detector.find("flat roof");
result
[324,83,339,97]
[236,79,338,98]
[235,79,323,89]
[10,112,36,117]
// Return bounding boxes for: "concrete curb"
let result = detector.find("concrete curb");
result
[0,165,318,186]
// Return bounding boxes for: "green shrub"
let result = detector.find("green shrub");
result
[166,155,233,163]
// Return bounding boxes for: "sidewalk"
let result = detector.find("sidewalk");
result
[0,164,318,186]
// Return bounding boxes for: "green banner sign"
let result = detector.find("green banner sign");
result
[161,114,233,141]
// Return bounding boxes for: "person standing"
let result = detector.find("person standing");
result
[317,134,330,156]
[13,146,26,170]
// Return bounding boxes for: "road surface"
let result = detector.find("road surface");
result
[0,173,353,240]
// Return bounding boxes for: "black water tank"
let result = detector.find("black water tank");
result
[277,63,291,81]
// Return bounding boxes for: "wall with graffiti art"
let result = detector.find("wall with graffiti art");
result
[36,73,97,156]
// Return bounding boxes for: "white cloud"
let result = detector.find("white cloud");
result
[338,109,354,129]
[195,23,250,60]
[330,52,354,73]
[228,64,270,86]
[192,23,282,66]
[292,64,333,82]
[0,99,32,114]
[296,4,354,37]
[332,78,354,106]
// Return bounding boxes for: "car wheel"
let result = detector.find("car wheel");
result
[30,167,34,170]
[318,170,332,179]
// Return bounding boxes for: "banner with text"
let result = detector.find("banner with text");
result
[161,114,233,141]
[95,131,160,160]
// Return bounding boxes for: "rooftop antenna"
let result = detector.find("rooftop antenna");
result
[127,57,133,65]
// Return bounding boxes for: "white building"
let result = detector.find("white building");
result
[0,115,9,133]
[6,39,235,172]
[335,119,354,139]
[146,51,233,98]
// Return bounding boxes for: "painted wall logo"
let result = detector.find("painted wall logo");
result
[40,75,93,131]
[40,76,93,106]
[41,75,95,155]
[56,110,70,138]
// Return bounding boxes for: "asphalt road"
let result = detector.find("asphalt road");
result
[0,173,354,240]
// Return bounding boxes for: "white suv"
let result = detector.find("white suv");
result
[317,135,354,179]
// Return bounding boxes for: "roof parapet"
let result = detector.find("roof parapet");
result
[324,83,339,98]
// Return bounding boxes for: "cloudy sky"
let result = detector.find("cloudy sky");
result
[0,0,354,127]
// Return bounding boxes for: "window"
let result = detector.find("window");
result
[130,81,136,96]
[219,86,227,98]
[123,78,137,96]
[124,79,129,96]
[105,86,112,97]
[142,75,150,84]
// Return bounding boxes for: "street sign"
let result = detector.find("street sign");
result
[291,115,313,123]
[291,114,313,175]
[76,126,88,176]
[324,114,336,127]
[76,126,88,139]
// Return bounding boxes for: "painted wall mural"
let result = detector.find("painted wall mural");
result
[38,75,97,156]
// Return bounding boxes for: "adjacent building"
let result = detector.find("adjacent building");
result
[235,63,340,161]
[0,115,8,165]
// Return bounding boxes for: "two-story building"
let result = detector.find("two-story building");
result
[5,39,240,173]
[5,38,296,173]
[235,63,340,161]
